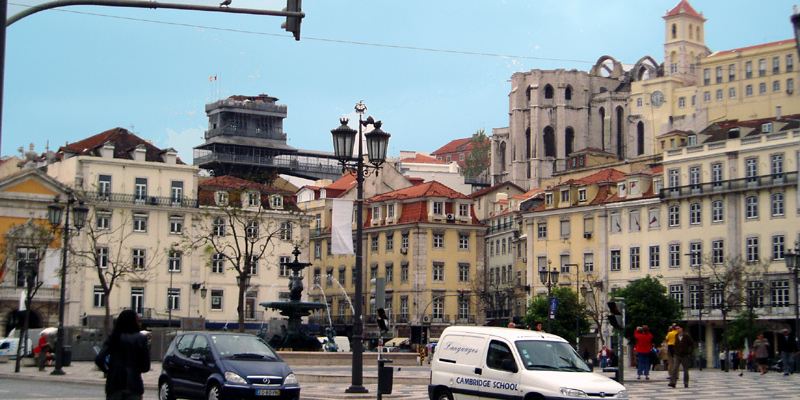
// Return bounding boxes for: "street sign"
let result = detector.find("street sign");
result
[548,297,558,320]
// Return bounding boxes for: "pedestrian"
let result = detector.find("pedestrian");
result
[649,344,659,371]
[719,349,726,370]
[668,324,694,388]
[94,310,151,400]
[777,328,797,375]
[33,332,52,371]
[532,321,544,332]
[507,321,516,328]
[665,324,678,371]
[752,333,770,375]
[658,342,670,371]
[634,325,654,380]
[598,345,611,368]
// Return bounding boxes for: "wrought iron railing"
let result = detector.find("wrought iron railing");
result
[659,171,797,200]
[80,190,199,208]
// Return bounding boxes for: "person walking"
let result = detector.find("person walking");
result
[777,328,797,375]
[668,324,694,388]
[634,325,654,380]
[94,310,151,400]
[598,345,611,368]
[752,333,770,375]
[665,324,678,372]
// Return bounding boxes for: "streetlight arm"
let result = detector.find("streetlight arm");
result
[7,0,304,26]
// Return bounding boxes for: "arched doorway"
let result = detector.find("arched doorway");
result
[4,308,43,336]
[543,126,555,158]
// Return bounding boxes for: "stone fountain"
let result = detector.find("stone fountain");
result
[260,246,324,351]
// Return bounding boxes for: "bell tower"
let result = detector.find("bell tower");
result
[663,0,708,85]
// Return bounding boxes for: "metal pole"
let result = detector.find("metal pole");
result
[52,198,71,375]
[346,111,367,394]
[0,0,7,154]
[794,244,800,351]
[168,269,173,329]
[697,262,703,370]
[546,282,552,332]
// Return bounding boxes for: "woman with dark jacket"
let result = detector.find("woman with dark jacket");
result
[95,310,151,400]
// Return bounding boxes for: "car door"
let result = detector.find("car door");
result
[167,334,195,395]
[480,339,522,399]
[184,334,214,397]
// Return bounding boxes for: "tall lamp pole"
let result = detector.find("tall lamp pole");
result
[686,251,704,370]
[564,263,580,348]
[538,261,560,332]
[47,194,88,376]
[330,101,390,394]
[784,242,800,348]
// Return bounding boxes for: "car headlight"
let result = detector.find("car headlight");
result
[614,390,629,398]
[560,387,588,398]
[284,373,298,385]
[224,371,247,385]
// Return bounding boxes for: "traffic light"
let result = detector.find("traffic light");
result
[281,0,302,41]
[607,301,624,330]
[370,277,385,310]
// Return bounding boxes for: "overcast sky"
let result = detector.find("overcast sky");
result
[3,0,796,161]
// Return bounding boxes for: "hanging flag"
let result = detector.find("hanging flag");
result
[331,198,355,255]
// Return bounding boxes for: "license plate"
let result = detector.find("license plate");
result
[256,389,281,396]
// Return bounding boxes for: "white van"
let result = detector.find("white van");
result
[429,326,627,399]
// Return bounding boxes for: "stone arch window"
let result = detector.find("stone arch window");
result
[637,122,645,156]
[543,126,555,158]
[671,23,677,39]
[689,24,693,39]
[615,106,624,160]
[525,86,532,104]
[598,107,606,151]
[544,84,554,99]
[565,85,573,101]
[525,128,531,159]
[565,127,575,156]
[696,26,700,41]
[499,141,507,169]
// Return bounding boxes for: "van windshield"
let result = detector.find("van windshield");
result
[514,340,590,372]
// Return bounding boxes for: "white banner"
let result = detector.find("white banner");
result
[19,289,26,311]
[331,199,354,255]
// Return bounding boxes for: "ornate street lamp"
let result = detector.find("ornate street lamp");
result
[539,262,560,332]
[47,194,88,375]
[330,101,390,394]
[791,6,800,57]
[785,242,800,347]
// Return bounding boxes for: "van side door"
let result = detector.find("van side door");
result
[184,334,214,397]
[481,339,522,399]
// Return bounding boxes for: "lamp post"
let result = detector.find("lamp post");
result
[47,194,88,376]
[791,6,800,57]
[684,250,705,370]
[564,263,580,348]
[538,261,560,332]
[784,241,800,348]
[330,101,390,394]
[13,259,38,373]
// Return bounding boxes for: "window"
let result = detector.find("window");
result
[712,240,724,264]
[668,204,680,227]
[432,296,444,319]
[96,210,111,230]
[748,281,764,308]
[433,233,444,248]
[133,212,148,232]
[247,255,258,275]
[211,290,223,310]
[169,215,183,234]
[432,262,444,281]
[458,295,470,320]
[759,82,767,94]
[678,97,685,108]
[689,284,704,310]
[171,181,183,204]
[212,253,225,273]
[314,242,321,259]
[279,256,290,277]
[771,280,790,307]
[369,265,377,280]
[168,250,182,272]
[560,219,570,238]
[758,58,766,77]
[14,247,37,287]
[98,175,111,197]
[93,286,106,308]
[703,91,711,102]
[545,193,553,206]
[578,188,587,202]
[387,204,395,219]
[728,64,736,81]
[560,189,570,203]
[432,201,444,215]
[773,235,785,261]
[745,196,759,219]
[337,267,345,285]
[715,66,723,83]
[215,191,228,206]
[716,89,723,101]
[97,247,109,268]
[386,233,394,251]
[773,80,781,92]
[537,222,547,239]
[168,288,181,310]
[212,217,225,236]
[458,203,469,217]
[669,284,684,305]
[270,194,283,209]
[610,212,621,233]
[280,221,292,241]
[745,61,753,79]
[629,210,641,232]
[711,163,723,187]
[134,177,147,202]
[689,202,702,225]
[371,235,379,252]
[689,166,700,189]
[372,206,381,221]
[131,287,144,315]
[746,237,759,263]
[610,250,621,271]
[771,154,784,178]
[401,262,409,282]
[787,54,794,72]
[637,98,642,107]
[132,248,146,270]
[458,234,469,250]
[401,233,409,249]
[584,253,594,273]
[246,220,259,240]
[772,193,785,216]
[746,85,753,96]
[729,87,736,98]
[689,242,702,267]
[630,247,640,270]
[773,56,780,74]
[668,168,680,189]
[400,296,409,320]
[703,69,710,85]
[459,263,470,282]
[789,78,795,93]
[649,245,660,269]
[648,208,660,229]
[710,283,723,308]
[745,158,758,182]
[669,243,681,268]
[486,340,516,371]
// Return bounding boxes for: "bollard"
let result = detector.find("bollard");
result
[377,358,394,399]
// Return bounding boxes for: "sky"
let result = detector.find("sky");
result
[2,0,798,163]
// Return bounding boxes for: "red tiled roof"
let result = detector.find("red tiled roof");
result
[664,0,704,20]
[400,154,445,164]
[369,181,469,202]
[408,177,425,186]
[709,39,795,58]
[198,175,298,209]
[512,187,543,200]
[323,173,357,198]
[431,138,472,156]
[574,168,626,185]
[469,181,524,199]
[396,201,428,224]
[201,175,271,191]
[59,127,184,164]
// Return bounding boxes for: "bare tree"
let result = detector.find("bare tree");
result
[579,272,607,346]
[69,209,161,334]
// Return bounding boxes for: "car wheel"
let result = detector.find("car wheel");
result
[435,388,453,400]
[158,379,176,400]
[207,383,222,400]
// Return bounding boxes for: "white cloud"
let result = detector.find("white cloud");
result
[162,127,205,163]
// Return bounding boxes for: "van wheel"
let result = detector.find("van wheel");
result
[435,389,453,400]
[158,379,176,400]
[207,383,221,400]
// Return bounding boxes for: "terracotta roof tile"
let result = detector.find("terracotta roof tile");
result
[198,175,298,209]
[369,181,469,202]
[469,181,525,199]
[59,127,184,164]
[574,168,627,185]
[431,138,473,155]
[664,0,704,20]
[399,154,445,164]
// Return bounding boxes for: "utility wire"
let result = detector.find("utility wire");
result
[8,2,596,64]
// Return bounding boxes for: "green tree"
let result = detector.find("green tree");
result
[463,129,490,179]
[611,275,682,343]
[523,287,590,345]
[725,309,761,350]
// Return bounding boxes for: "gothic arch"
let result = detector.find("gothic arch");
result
[544,84,554,99]
[543,126,555,158]
[598,107,606,151]
[525,128,531,159]
[637,122,645,156]
[499,141,507,168]
[615,106,624,160]
[565,85,573,101]
[565,127,575,156]
[590,55,624,78]
[632,56,659,81]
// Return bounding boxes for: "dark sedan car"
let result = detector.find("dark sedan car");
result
[158,332,300,400]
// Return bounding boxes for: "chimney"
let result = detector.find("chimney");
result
[131,144,147,162]
[100,141,115,158]
[161,148,178,165]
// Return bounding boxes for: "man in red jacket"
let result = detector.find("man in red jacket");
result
[634,325,654,380]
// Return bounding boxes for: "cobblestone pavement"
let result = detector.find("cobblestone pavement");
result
[2,360,800,399]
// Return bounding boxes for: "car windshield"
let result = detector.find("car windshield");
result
[515,340,591,372]
[211,335,279,360]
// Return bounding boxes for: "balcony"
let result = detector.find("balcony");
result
[80,190,199,208]
[488,221,516,234]
[0,286,60,301]
[193,152,342,177]
[660,171,797,200]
